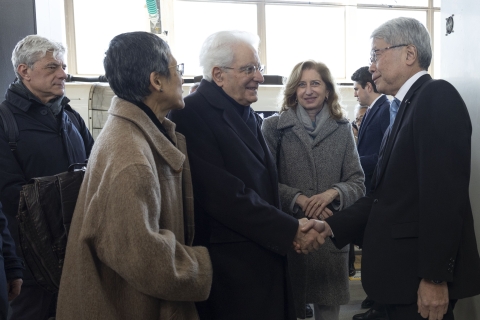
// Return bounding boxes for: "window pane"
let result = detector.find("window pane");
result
[174,1,257,77]
[351,9,427,76]
[434,0,441,7]
[73,0,148,74]
[434,11,441,78]
[357,0,428,6]
[266,5,345,79]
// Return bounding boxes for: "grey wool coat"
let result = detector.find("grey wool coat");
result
[56,97,213,320]
[262,107,365,318]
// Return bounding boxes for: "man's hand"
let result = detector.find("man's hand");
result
[293,219,332,254]
[293,219,322,254]
[417,279,449,320]
[303,189,338,219]
[7,278,22,301]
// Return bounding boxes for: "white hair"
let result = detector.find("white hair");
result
[11,35,65,79]
[199,30,260,81]
[371,17,432,70]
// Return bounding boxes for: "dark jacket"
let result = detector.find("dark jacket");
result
[327,74,480,304]
[169,79,298,320]
[0,87,94,284]
[357,94,390,192]
[0,202,23,319]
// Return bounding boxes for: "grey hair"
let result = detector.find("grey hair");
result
[104,31,171,103]
[199,30,260,81]
[354,104,368,115]
[11,35,65,79]
[371,17,432,70]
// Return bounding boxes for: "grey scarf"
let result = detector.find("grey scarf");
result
[295,102,330,140]
[9,80,65,116]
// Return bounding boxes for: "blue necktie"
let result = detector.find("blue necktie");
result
[389,98,401,127]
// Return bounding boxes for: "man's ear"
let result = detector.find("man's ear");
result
[365,82,373,93]
[405,44,418,66]
[212,67,224,87]
[149,71,163,92]
[17,64,30,81]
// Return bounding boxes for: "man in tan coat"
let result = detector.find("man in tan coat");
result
[56,32,212,319]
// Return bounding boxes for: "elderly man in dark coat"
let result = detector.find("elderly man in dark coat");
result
[169,30,324,320]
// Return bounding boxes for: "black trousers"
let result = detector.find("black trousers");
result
[385,300,457,320]
[8,285,56,320]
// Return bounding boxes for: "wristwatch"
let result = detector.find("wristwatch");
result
[430,279,444,284]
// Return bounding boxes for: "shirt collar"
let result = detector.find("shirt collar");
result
[368,94,384,109]
[394,70,428,102]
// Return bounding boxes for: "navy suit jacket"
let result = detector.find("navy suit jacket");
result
[357,94,390,192]
[327,74,480,304]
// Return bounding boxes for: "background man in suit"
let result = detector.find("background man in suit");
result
[169,30,324,320]
[303,17,480,320]
[350,66,391,320]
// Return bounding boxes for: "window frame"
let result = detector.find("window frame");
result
[64,0,440,80]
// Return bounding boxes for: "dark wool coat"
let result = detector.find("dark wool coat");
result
[327,75,480,304]
[262,108,365,317]
[169,79,299,320]
[56,97,212,320]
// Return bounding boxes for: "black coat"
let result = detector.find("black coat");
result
[169,80,298,320]
[357,94,390,192]
[327,74,480,304]
[0,202,23,319]
[0,88,94,284]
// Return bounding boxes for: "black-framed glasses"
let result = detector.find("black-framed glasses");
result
[169,63,184,76]
[369,44,408,64]
[221,64,265,75]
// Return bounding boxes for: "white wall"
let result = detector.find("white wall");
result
[442,0,480,318]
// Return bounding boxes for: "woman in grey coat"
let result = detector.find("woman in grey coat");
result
[262,60,365,320]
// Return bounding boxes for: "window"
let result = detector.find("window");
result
[173,1,257,77]
[73,0,148,74]
[265,5,345,78]
[67,0,441,80]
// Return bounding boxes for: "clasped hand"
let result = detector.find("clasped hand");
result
[297,189,339,220]
[293,218,333,254]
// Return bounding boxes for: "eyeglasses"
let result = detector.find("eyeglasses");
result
[369,44,408,64]
[169,63,184,76]
[221,64,265,75]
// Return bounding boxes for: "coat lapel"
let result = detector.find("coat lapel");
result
[375,74,432,185]
[358,94,387,143]
[197,80,266,163]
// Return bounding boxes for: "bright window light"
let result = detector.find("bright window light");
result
[174,1,257,77]
[73,0,148,75]
[357,0,428,6]
[265,5,345,79]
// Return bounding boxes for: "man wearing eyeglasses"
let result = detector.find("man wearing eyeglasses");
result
[169,30,324,320]
[302,17,480,320]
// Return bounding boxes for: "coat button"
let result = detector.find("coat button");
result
[373,199,379,203]
[40,108,48,115]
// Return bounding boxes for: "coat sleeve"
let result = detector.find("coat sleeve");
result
[0,126,26,218]
[68,107,94,158]
[0,203,23,280]
[92,164,212,301]
[413,80,471,282]
[170,108,299,256]
[261,116,302,214]
[332,124,366,209]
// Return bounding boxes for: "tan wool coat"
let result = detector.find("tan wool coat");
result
[56,97,212,320]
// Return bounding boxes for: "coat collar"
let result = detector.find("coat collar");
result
[277,107,345,148]
[196,79,265,162]
[375,74,433,185]
[108,97,185,172]
[357,94,388,142]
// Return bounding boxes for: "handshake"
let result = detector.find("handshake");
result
[293,218,333,254]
